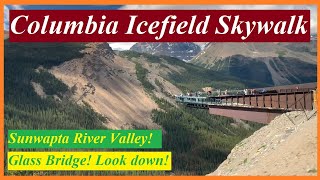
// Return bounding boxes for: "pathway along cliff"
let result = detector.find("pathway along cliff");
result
[207,110,317,176]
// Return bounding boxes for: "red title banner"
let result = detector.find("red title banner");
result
[9,10,310,42]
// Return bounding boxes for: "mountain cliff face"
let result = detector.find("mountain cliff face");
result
[191,42,317,86]
[50,43,160,129]
[130,42,201,61]
[3,41,270,175]
[5,39,282,176]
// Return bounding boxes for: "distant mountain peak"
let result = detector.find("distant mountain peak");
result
[130,42,201,61]
[191,42,317,86]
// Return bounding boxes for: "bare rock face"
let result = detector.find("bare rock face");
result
[80,42,114,58]
[130,42,201,61]
[31,81,47,99]
[50,43,160,129]
[207,110,317,176]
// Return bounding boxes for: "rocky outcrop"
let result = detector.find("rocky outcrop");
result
[50,43,160,129]
[207,110,317,176]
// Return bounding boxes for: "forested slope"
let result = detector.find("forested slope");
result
[5,42,105,130]
[119,51,264,174]
[5,42,263,175]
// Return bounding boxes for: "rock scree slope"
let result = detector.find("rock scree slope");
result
[50,43,160,129]
[207,110,317,176]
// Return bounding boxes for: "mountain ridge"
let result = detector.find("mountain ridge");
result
[191,42,317,86]
[50,43,160,129]
[130,42,201,61]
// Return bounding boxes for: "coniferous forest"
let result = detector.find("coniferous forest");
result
[4,41,263,176]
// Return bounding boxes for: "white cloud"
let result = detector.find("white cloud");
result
[109,42,137,51]
[4,5,9,31]
[4,5,24,31]
[11,5,23,10]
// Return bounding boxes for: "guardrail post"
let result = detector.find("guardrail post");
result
[312,90,316,110]
[277,94,280,108]
[286,93,288,109]
[237,96,239,105]
[303,91,306,109]
[294,92,297,109]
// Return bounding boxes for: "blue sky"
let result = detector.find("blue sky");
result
[4,5,317,50]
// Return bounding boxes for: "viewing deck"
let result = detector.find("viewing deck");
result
[177,83,317,124]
